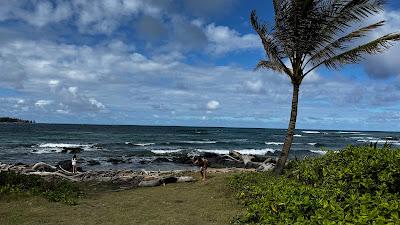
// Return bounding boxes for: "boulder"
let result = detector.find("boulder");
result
[61,147,83,154]
[106,158,125,164]
[57,160,83,172]
[87,160,101,166]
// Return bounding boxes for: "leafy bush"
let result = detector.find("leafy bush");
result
[230,146,400,224]
[0,171,83,205]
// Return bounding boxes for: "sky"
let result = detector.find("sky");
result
[1,0,400,131]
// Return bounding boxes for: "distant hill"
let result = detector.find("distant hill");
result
[0,117,34,123]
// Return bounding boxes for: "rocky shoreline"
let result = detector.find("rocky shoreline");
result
[0,151,276,189]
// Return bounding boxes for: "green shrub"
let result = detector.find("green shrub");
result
[0,171,83,205]
[230,146,400,224]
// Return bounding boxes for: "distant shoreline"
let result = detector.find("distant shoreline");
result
[0,117,34,124]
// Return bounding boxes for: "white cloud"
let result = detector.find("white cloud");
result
[35,100,53,108]
[0,0,72,27]
[207,100,220,110]
[244,80,263,93]
[0,0,160,33]
[205,23,261,54]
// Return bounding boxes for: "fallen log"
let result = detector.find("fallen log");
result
[32,162,57,172]
[138,176,195,187]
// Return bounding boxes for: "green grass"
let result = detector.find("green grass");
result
[0,173,243,225]
[0,171,82,205]
[230,146,400,225]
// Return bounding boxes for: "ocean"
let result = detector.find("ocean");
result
[1,124,399,171]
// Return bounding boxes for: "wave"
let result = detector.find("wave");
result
[151,149,182,154]
[31,143,96,154]
[180,141,217,144]
[265,142,284,145]
[133,143,155,146]
[357,139,400,145]
[294,134,302,137]
[302,131,320,134]
[337,131,361,134]
[309,150,327,155]
[197,148,275,155]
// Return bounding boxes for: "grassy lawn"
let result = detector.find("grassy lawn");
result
[0,173,243,225]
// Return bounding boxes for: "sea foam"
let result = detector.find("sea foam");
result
[302,131,321,134]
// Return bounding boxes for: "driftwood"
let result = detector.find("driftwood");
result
[32,162,57,172]
[1,162,195,188]
[229,151,276,172]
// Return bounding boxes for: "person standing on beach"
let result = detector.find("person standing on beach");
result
[193,157,208,181]
[72,154,77,173]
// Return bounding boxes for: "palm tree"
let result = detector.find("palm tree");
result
[251,0,400,175]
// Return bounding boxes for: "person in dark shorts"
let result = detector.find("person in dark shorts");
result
[193,157,208,180]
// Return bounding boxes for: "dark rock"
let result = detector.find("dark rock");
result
[171,156,193,164]
[162,176,178,184]
[62,147,83,154]
[87,160,101,166]
[57,160,83,172]
[106,158,125,164]
[138,160,150,164]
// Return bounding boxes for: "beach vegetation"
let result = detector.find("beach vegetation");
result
[251,0,400,174]
[0,171,82,205]
[229,146,400,224]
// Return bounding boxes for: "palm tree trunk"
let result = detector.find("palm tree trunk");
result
[273,83,300,175]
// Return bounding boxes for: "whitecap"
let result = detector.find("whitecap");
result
[31,143,95,154]
[307,143,317,146]
[302,131,320,134]
[151,149,182,154]
[179,141,217,144]
[294,134,302,137]
[133,143,155,146]
[265,142,284,145]
[310,150,327,155]
[337,131,361,134]
[197,148,275,155]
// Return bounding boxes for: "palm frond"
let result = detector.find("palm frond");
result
[307,20,385,67]
[255,60,287,74]
[315,33,400,70]
[250,10,280,61]
[317,0,385,46]
[251,10,292,76]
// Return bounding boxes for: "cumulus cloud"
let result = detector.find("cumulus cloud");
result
[0,54,26,88]
[360,10,400,79]
[0,0,72,27]
[207,100,220,110]
[0,0,159,34]
[35,100,53,108]
[244,80,263,93]
[205,23,260,54]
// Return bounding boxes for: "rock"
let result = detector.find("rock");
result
[171,156,193,164]
[57,160,83,172]
[256,163,275,172]
[62,147,83,153]
[87,160,100,166]
[106,158,125,164]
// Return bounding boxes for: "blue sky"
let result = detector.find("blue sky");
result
[1,0,400,131]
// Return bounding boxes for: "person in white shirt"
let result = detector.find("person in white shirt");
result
[72,154,77,173]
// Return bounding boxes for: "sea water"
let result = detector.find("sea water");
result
[0,124,399,170]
